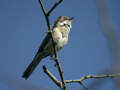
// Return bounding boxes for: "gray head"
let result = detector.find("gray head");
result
[54,16,74,28]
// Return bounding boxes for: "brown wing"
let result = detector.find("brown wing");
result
[22,34,52,79]
[36,33,51,54]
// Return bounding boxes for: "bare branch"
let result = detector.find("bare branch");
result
[42,64,120,90]
[65,73,120,89]
[66,73,120,90]
[43,66,61,87]
[65,73,120,83]
[38,0,50,29]
[38,0,66,90]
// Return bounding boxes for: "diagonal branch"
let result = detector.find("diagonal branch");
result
[43,66,61,87]
[38,0,66,90]
[47,0,63,16]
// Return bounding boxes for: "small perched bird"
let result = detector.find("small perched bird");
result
[22,16,74,79]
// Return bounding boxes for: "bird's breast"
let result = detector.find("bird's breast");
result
[52,28,68,50]
[56,36,68,50]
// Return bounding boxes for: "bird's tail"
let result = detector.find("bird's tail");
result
[22,53,44,79]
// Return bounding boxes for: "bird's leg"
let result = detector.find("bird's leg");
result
[50,55,57,67]
[50,55,56,60]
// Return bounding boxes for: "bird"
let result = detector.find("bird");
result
[22,16,74,79]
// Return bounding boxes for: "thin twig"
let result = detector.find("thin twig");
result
[43,66,61,87]
[65,73,120,89]
[38,0,50,29]
[38,0,66,90]
[65,73,120,83]
[47,0,63,16]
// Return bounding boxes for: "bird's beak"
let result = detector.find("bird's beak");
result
[69,17,74,21]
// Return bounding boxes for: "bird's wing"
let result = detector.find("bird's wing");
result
[37,33,52,53]
[22,34,52,79]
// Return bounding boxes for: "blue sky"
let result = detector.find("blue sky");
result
[0,0,120,90]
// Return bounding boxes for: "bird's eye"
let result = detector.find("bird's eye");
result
[63,24,66,26]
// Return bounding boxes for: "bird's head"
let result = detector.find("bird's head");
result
[54,16,74,29]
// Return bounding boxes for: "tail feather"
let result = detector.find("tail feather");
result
[22,54,43,79]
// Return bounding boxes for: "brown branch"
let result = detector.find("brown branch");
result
[38,0,50,29]
[43,65,87,90]
[42,66,120,90]
[42,66,88,90]
[38,0,66,90]
[43,66,61,87]
[47,0,63,16]
[65,73,120,83]
[65,73,120,89]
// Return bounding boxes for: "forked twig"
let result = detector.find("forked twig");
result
[65,73,120,89]
[42,65,120,90]
[65,74,120,83]
[38,0,50,29]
